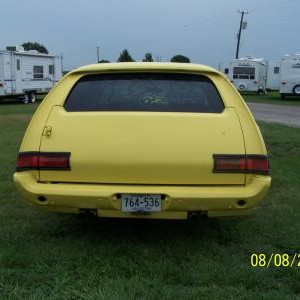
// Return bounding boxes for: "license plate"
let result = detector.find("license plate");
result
[121,194,162,212]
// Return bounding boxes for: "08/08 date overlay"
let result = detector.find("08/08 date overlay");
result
[250,253,300,268]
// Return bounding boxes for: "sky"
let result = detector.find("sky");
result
[1,0,299,71]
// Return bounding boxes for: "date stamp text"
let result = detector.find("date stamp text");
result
[250,253,300,268]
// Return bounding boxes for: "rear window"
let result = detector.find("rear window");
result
[233,67,255,79]
[64,73,224,113]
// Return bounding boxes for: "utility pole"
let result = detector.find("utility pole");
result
[235,10,249,59]
[96,46,100,63]
[60,53,64,74]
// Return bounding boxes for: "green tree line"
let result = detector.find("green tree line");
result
[20,42,191,63]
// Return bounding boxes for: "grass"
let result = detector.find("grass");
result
[0,103,300,299]
[0,101,40,115]
[243,91,300,106]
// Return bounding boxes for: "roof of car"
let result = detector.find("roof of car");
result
[70,62,221,76]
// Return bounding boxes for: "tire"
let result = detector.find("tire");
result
[238,82,246,92]
[29,91,36,103]
[280,94,285,99]
[293,85,300,96]
[19,94,29,104]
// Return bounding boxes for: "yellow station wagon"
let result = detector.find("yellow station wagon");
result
[14,62,271,219]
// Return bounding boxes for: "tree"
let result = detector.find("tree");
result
[170,55,190,63]
[21,42,49,54]
[117,49,135,62]
[143,52,154,62]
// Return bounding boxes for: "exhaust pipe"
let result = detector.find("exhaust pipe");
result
[79,208,98,217]
[188,211,208,221]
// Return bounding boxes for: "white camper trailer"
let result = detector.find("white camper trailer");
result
[266,62,280,91]
[279,53,300,98]
[0,46,62,103]
[229,56,267,93]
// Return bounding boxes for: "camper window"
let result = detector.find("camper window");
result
[49,65,55,75]
[33,66,44,79]
[233,67,255,80]
[16,59,20,71]
[274,67,280,74]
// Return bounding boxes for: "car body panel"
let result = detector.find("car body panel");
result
[15,62,271,219]
[14,172,270,218]
[39,106,245,185]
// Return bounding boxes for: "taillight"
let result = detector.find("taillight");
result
[282,81,286,85]
[16,152,39,170]
[213,155,269,175]
[16,152,71,171]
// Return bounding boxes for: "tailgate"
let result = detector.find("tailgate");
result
[39,106,245,185]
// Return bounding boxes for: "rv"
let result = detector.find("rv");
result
[266,62,280,91]
[228,56,267,93]
[279,53,300,98]
[0,45,62,103]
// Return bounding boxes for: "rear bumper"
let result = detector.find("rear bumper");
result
[14,172,271,219]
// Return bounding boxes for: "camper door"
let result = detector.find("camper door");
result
[14,57,22,93]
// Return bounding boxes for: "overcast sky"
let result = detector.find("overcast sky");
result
[2,0,299,70]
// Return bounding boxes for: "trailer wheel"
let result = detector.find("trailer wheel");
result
[19,94,29,104]
[238,82,246,92]
[280,94,285,99]
[293,85,300,96]
[29,92,36,103]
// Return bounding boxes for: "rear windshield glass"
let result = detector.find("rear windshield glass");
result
[64,73,224,113]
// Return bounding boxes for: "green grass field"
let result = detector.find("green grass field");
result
[243,91,300,106]
[1,103,300,299]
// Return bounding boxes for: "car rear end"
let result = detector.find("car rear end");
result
[14,63,271,219]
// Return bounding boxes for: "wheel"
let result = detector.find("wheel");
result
[19,94,29,104]
[280,94,285,99]
[238,82,246,92]
[293,85,300,96]
[257,88,266,95]
[29,91,36,103]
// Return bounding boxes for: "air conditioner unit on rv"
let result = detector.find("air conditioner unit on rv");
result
[6,45,25,52]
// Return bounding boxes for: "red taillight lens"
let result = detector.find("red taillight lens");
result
[246,155,269,175]
[213,155,269,175]
[17,152,39,170]
[214,156,246,172]
[39,154,70,169]
[16,152,70,171]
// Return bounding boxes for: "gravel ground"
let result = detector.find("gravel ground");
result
[247,102,300,128]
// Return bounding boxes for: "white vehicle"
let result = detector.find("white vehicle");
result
[229,56,267,93]
[266,62,280,91]
[0,45,62,103]
[279,53,300,98]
